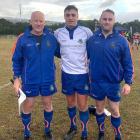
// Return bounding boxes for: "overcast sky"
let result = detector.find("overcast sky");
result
[0,0,140,23]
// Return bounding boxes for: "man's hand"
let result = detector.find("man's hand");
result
[13,78,21,96]
[121,84,131,95]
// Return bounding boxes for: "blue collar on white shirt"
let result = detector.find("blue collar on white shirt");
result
[65,25,78,39]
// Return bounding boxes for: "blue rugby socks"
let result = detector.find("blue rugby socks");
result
[21,112,31,137]
[44,110,53,133]
[79,110,89,138]
[96,112,105,135]
[68,106,77,130]
[111,116,122,140]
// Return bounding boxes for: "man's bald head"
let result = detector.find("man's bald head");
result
[30,11,45,21]
[30,11,46,35]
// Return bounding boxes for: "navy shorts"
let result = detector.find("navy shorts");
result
[22,83,57,97]
[61,71,89,95]
[90,82,121,102]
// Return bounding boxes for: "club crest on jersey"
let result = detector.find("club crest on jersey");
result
[46,41,51,48]
[110,42,116,48]
[78,39,84,44]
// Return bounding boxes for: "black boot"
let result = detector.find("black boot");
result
[97,133,104,140]
[64,128,77,140]
[45,130,54,140]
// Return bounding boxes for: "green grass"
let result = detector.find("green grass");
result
[0,36,140,140]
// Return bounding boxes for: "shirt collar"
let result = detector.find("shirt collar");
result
[65,24,78,32]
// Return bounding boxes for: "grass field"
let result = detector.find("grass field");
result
[0,36,140,140]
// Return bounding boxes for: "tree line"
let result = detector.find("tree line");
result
[0,18,140,35]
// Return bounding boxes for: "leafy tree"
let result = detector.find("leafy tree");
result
[0,18,140,35]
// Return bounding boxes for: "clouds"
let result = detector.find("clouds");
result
[117,11,140,23]
[21,0,88,6]
[49,0,88,5]
[0,0,140,22]
[100,0,117,8]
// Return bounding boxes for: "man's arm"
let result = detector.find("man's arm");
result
[121,38,133,95]
[121,38,133,85]
[86,36,93,59]
[12,36,23,94]
[54,30,61,58]
[54,42,61,58]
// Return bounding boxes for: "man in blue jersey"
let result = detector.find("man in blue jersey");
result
[12,11,59,140]
[87,9,133,140]
[55,5,93,140]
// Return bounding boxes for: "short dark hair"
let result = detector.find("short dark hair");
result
[64,5,78,13]
[101,9,115,16]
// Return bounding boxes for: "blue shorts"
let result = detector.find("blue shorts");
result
[22,83,57,97]
[61,71,89,95]
[90,82,121,102]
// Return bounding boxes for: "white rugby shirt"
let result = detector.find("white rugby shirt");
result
[54,26,93,74]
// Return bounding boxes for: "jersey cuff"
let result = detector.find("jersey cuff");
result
[13,75,20,80]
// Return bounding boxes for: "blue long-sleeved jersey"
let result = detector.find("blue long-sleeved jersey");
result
[87,29,133,85]
[12,26,59,84]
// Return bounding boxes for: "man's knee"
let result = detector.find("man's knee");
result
[43,102,53,111]
[96,107,104,114]
[23,99,35,113]
[111,108,120,117]
[95,100,105,114]
[42,97,53,111]
[66,95,76,107]
[77,94,88,111]
[109,101,120,117]
[78,103,87,111]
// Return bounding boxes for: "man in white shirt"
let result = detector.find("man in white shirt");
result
[55,5,93,140]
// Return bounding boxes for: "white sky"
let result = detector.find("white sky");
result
[0,0,140,23]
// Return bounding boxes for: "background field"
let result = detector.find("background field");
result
[0,36,140,140]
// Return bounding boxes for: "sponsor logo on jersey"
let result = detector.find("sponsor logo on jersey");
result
[61,40,67,42]
[27,44,33,47]
[94,41,100,44]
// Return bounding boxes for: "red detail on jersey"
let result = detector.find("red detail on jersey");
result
[11,33,24,55]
